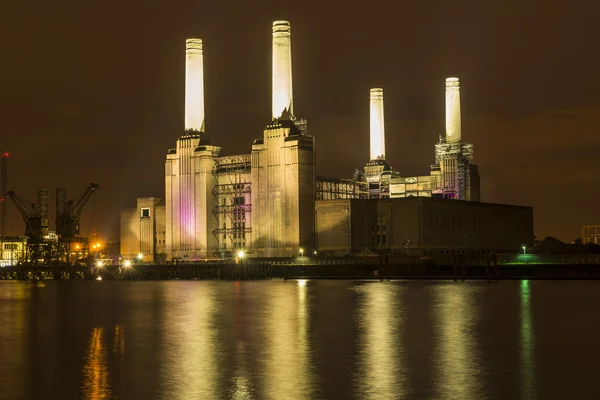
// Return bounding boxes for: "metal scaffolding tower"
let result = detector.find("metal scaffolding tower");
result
[211,155,252,252]
[316,176,369,200]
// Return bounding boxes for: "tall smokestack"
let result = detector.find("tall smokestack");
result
[185,38,205,132]
[369,88,385,160]
[272,20,293,119]
[445,77,461,143]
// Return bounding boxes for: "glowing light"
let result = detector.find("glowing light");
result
[299,248,304,256]
[522,245,527,254]
[123,260,131,268]
[96,261,103,268]
[369,88,385,160]
[445,77,461,143]
[313,250,317,255]
[297,279,307,287]
[96,276,102,281]
[185,38,205,131]
[272,21,293,119]
[237,250,245,259]
[137,253,144,260]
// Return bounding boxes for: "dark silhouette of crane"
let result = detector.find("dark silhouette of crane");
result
[7,189,49,240]
[56,183,99,239]
[7,189,51,264]
[55,183,99,264]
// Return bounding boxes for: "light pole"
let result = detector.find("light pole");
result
[522,245,526,255]
[299,248,304,257]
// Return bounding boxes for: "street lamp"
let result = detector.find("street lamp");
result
[237,250,245,259]
[137,253,144,261]
[522,245,527,254]
[96,260,103,268]
[124,260,132,268]
[299,248,304,257]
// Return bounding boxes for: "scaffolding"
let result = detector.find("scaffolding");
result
[212,155,252,252]
[316,177,369,200]
[434,141,475,200]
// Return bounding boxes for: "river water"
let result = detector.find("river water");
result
[0,280,598,399]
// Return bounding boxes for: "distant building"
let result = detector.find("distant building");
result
[582,225,600,244]
[0,236,27,266]
[315,198,533,256]
[120,198,166,262]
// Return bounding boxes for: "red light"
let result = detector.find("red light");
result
[2,152,7,157]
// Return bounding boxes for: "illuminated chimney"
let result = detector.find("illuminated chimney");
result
[185,38,205,132]
[445,77,461,143]
[369,88,385,160]
[272,21,293,119]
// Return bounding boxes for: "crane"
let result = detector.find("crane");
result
[7,189,51,265]
[56,183,99,239]
[7,189,49,240]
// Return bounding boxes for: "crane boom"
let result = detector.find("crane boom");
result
[7,189,49,239]
[7,191,35,220]
[71,183,99,221]
[55,183,99,238]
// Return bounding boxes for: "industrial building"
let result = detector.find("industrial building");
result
[582,225,600,245]
[121,20,532,261]
[315,198,532,256]
[120,197,166,262]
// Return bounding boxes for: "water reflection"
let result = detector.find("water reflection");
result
[81,328,111,400]
[520,280,536,398]
[355,282,404,399]
[263,280,314,399]
[0,284,28,399]
[160,283,217,399]
[436,284,483,399]
[113,325,125,356]
[227,281,255,399]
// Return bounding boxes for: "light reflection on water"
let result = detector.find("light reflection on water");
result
[263,279,314,400]
[1,280,600,400]
[81,328,110,400]
[520,280,536,399]
[0,284,28,399]
[354,282,404,399]
[160,282,217,399]
[435,283,485,399]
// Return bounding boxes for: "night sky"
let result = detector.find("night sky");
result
[1,1,598,242]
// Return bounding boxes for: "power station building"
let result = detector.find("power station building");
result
[121,20,532,261]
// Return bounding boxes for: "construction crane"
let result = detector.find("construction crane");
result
[7,189,49,240]
[7,189,51,265]
[56,183,99,239]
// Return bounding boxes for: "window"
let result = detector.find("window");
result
[141,208,150,218]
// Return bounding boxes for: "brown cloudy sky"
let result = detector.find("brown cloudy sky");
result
[1,0,598,242]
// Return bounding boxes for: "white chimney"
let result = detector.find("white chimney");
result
[185,38,205,132]
[272,21,293,119]
[369,88,385,160]
[445,77,461,143]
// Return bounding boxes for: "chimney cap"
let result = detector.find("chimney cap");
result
[186,38,203,51]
